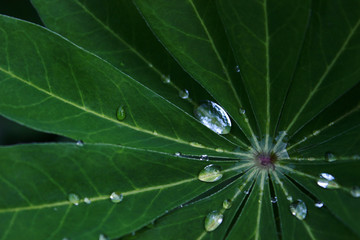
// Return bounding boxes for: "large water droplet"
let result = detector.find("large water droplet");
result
[99,234,108,240]
[116,106,126,121]
[200,154,209,161]
[223,199,232,209]
[317,173,339,189]
[194,101,231,134]
[350,186,360,198]
[179,89,189,99]
[68,193,80,206]
[325,152,337,162]
[289,199,307,220]
[204,210,223,232]
[198,164,223,182]
[314,201,324,208]
[110,192,123,203]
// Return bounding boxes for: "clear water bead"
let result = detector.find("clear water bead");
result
[289,199,307,220]
[239,108,246,115]
[110,192,123,203]
[314,201,324,208]
[200,155,209,161]
[222,199,232,209]
[179,89,189,99]
[317,173,339,189]
[116,105,126,121]
[325,152,337,162]
[204,210,223,232]
[175,152,181,157]
[76,140,84,146]
[99,234,108,240]
[194,101,231,134]
[198,164,223,182]
[68,193,80,206]
[84,197,91,204]
[161,74,171,83]
[350,186,360,198]
[235,65,241,72]
[271,197,278,203]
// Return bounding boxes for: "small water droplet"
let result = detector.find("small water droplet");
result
[314,201,324,208]
[110,192,123,203]
[200,154,209,161]
[350,186,360,198]
[313,130,320,136]
[179,89,189,99]
[194,101,232,134]
[198,164,223,182]
[222,199,232,209]
[271,196,278,203]
[116,105,126,121]
[352,154,360,160]
[289,199,307,220]
[325,152,337,162]
[244,190,250,195]
[328,122,335,126]
[68,193,80,206]
[204,210,223,232]
[161,74,171,83]
[76,140,84,146]
[215,148,224,153]
[148,63,153,68]
[239,108,246,114]
[317,173,339,189]
[287,196,293,202]
[190,142,204,148]
[99,234,108,240]
[235,65,240,72]
[62,238,70,240]
[84,197,91,204]
[53,207,58,211]
[175,152,181,157]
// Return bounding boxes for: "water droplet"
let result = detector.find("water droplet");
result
[62,238,70,240]
[148,63,153,68]
[317,173,339,189]
[161,74,171,83]
[350,186,360,198]
[110,192,123,203]
[215,148,224,153]
[235,65,240,72]
[179,89,189,99]
[313,130,320,136]
[325,152,337,162]
[353,154,360,160]
[314,201,324,208]
[190,142,204,148]
[289,199,307,220]
[76,140,84,146]
[99,234,108,240]
[53,207,58,211]
[84,197,91,204]
[194,101,231,134]
[198,164,223,182]
[328,122,335,126]
[200,154,209,161]
[175,152,181,157]
[116,105,126,121]
[239,108,246,114]
[68,193,80,206]
[222,199,232,209]
[271,196,278,203]
[287,196,293,202]
[244,190,250,195]
[204,210,223,232]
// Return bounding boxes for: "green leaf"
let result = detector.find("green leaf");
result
[0,14,240,156]
[0,143,248,239]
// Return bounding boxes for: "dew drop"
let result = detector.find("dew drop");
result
[190,142,204,148]
[312,130,320,136]
[317,173,339,189]
[239,108,246,115]
[215,148,224,153]
[289,199,307,220]
[287,196,293,202]
[244,190,250,195]
[222,199,232,209]
[76,140,84,146]
[161,74,171,84]
[198,164,223,182]
[314,201,324,208]
[204,210,223,232]
[68,193,80,206]
[271,196,278,203]
[235,65,241,72]
[200,154,209,161]
[325,152,337,162]
[350,186,360,198]
[175,152,181,157]
[116,105,126,121]
[148,63,153,68]
[194,100,232,134]
[84,197,91,204]
[352,154,360,160]
[328,122,335,126]
[179,89,189,99]
[99,234,108,240]
[110,192,123,203]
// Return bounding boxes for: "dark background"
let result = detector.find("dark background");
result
[0,0,70,145]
